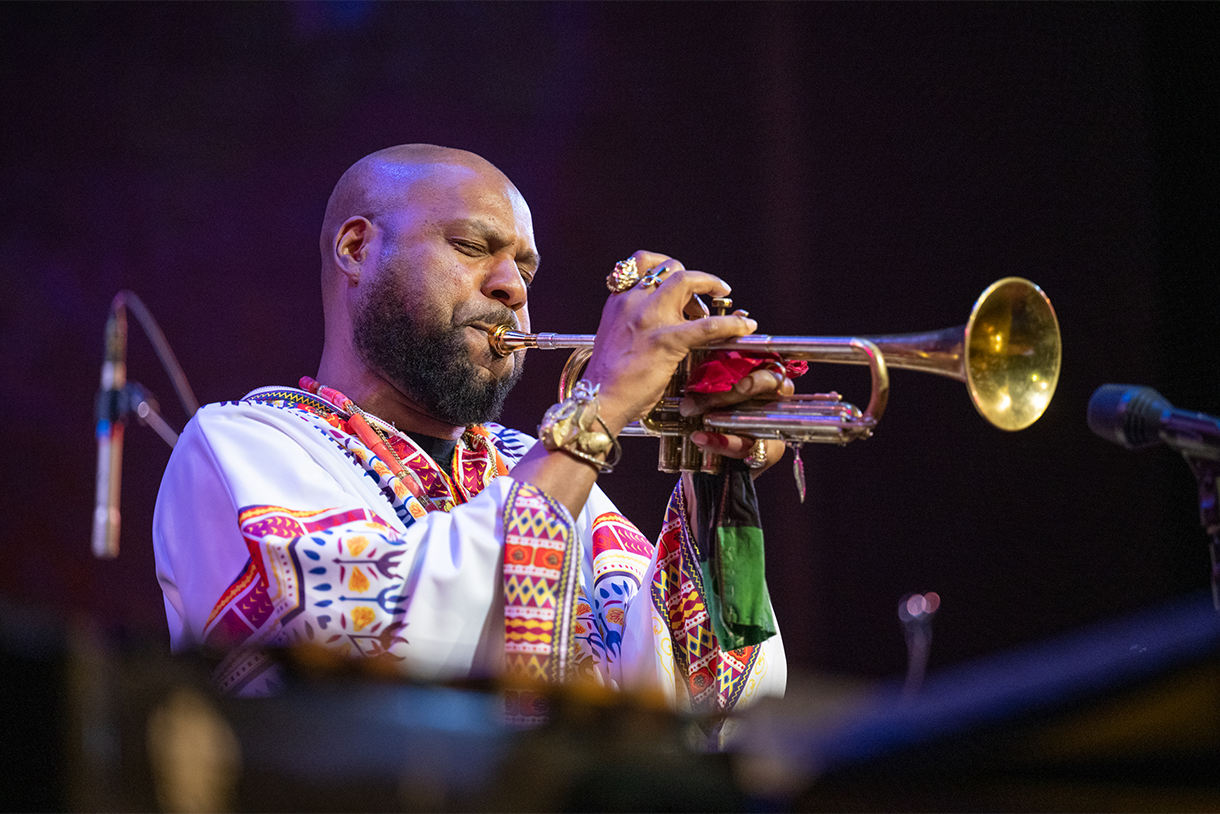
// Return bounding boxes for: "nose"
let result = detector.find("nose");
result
[482,255,528,311]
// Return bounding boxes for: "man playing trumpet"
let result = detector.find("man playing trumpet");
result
[153,144,792,730]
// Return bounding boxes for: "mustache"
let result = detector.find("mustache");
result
[460,306,519,332]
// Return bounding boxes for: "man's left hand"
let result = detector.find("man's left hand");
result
[680,365,793,478]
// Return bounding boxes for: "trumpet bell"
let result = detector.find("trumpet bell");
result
[963,277,1060,431]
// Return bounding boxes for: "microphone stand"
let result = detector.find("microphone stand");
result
[110,382,181,448]
[1086,384,1220,613]
[1182,456,1220,611]
[92,291,198,559]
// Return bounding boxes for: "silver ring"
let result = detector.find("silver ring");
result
[639,263,676,289]
[744,439,768,470]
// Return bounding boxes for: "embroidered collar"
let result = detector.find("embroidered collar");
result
[244,381,509,513]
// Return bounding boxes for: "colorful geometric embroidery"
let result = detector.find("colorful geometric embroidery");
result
[206,504,410,693]
[484,422,533,465]
[201,559,272,654]
[585,513,652,662]
[242,387,512,520]
[243,389,432,524]
[571,587,603,682]
[651,485,760,716]
[202,505,384,649]
[502,482,578,726]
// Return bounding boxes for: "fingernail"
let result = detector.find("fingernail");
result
[744,317,758,331]
[691,431,708,445]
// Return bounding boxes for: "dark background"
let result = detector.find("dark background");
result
[2,2,1217,686]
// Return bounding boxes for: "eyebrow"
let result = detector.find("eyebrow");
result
[451,217,540,272]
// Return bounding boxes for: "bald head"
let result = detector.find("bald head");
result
[315,143,537,435]
[320,144,515,262]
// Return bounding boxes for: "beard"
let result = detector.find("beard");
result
[353,270,524,427]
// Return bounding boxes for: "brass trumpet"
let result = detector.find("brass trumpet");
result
[488,277,1061,474]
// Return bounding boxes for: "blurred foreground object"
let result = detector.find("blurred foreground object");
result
[14,590,1214,812]
[736,589,1220,811]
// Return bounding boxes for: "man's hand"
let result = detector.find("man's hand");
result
[582,250,758,434]
[681,365,793,478]
[513,250,787,515]
[582,250,791,478]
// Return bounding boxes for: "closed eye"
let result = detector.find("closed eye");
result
[450,239,484,256]
[450,235,535,288]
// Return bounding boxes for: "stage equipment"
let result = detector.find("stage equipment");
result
[489,277,1061,474]
[1088,384,1220,458]
[1089,384,1220,609]
[898,591,941,698]
[91,292,198,558]
[736,588,1220,811]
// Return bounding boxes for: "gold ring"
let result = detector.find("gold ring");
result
[744,438,768,470]
[606,258,640,293]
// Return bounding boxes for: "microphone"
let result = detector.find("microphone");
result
[1090,384,1220,610]
[92,301,128,558]
[89,290,197,559]
[1087,384,1220,461]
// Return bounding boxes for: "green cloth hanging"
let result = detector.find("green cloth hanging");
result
[693,461,778,651]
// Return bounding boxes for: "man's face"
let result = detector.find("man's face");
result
[353,162,537,427]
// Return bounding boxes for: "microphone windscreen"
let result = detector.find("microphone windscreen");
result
[1087,384,1169,449]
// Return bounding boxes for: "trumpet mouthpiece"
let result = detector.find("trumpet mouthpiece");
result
[488,325,528,356]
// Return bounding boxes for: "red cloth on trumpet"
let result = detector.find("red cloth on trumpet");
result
[685,351,808,394]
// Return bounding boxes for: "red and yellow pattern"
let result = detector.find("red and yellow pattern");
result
[502,484,578,680]
[651,487,760,716]
[571,512,653,670]
[502,482,579,726]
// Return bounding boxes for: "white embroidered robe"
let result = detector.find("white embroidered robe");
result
[153,389,786,719]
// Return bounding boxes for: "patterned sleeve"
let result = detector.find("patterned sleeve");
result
[619,478,786,721]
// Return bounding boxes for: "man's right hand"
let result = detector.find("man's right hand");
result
[582,250,761,436]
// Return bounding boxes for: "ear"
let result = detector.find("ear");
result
[334,216,378,286]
